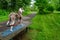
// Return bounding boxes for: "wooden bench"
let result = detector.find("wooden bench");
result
[0,21,31,40]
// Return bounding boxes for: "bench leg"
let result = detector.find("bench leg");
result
[25,27,29,32]
[0,39,9,40]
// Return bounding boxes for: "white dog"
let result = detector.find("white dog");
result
[17,8,24,24]
[6,8,24,32]
[6,12,16,32]
[18,8,24,14]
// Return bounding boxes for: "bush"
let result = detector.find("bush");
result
[23,7,31,16]
[38,6,54,14]
[46,6,54,12]
[0,0,8,9]
[0,9,9,16]
[56,7,60,11]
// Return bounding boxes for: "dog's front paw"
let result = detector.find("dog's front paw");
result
[10,29,13,32]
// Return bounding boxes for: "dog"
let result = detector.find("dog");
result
[6,8,24,32]
[18,8,24,14]
[17,8,24,23]
[6,12,22,31]
[15,13,22,24]
[6,12,16,31]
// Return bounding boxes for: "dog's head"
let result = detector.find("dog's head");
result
[9,12,16,21]
[18,8,24,14]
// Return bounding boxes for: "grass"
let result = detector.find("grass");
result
[0,9,9,22]
[0,16,8,22]
[25,13,60,40]
[0,9,9,16]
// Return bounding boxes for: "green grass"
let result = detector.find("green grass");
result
[0,9,9,22]
[26,13,60,40]
[0,16,8,22]
[0,9,10,16]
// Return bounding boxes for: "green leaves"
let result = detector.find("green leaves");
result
[0,0,31,11]
[35,0,48,14]
[16,0,31,8]
[35,0,60,14]
[0,0,8,9]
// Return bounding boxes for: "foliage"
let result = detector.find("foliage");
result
[46,6,54,12]
[0,9,9,16]
[30,5,38,11]
[0,0,8,9]
[28,13,60,40]
[0,0,31,11]
[54,0,60,10]
[16,0,31,8]
[10,0,16,10]
[35,0,48,14]
[56,6,60,11]
[35,0,60,14]
[23,6,31,16]
[0,16,8,22]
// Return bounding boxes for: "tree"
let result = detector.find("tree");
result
[0,0,31,11]
[16,0,31,9]
[35,0,60,14]
[56,0,60,11]
[35,0,48,14]
[0,0,8,9]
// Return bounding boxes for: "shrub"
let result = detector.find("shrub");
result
[0,9,9,16]
[46,6,54,12]
[23,7,31,16]
[56,7,60,11]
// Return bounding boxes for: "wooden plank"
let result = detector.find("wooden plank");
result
[0,21,31,40]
